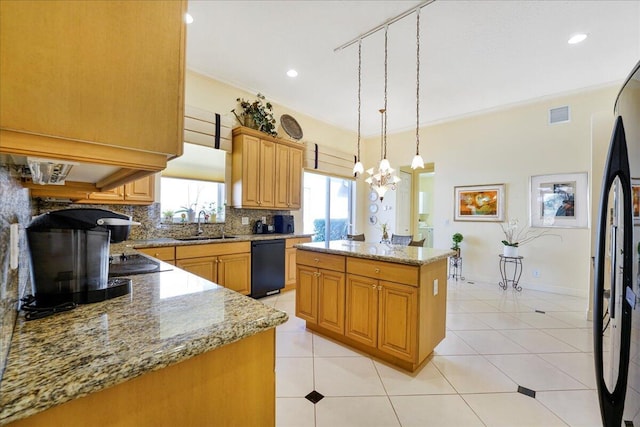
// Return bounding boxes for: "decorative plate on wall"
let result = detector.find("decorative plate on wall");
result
[280,114,303,140]
[369,203,378,213]
[369,215,378,225]
[368,190,378,202]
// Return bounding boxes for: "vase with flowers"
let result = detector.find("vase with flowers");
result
[231,93,278,137]
[500,219,560,257]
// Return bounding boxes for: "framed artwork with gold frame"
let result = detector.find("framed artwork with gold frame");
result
[454,184,505,222]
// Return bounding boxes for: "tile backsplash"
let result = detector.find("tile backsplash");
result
[0,167,32,382]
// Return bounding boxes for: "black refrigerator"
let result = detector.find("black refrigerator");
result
[593,60,640,427]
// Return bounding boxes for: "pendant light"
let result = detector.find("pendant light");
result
[411,8,425,170]
[365,25,400,201]
[352,40,364,175]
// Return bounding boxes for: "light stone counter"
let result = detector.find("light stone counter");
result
[295,240,455,266]
[0,265,287,425]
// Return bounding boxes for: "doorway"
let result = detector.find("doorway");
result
[414,164,435,247]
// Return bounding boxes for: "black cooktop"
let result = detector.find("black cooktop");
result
[108,254,172,277]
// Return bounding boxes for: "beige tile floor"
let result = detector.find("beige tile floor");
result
[261,280,607,427]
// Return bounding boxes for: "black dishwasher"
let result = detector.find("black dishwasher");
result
[251,239,285,298]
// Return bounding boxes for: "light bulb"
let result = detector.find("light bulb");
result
[379,158,391,172]
[353,161,364,175]
[411,154,424,170]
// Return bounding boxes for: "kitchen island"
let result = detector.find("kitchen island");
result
[0,262,287,426]
[295,240,454,372]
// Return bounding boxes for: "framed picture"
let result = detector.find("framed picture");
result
[454,184,505,222]
[530,172,588,228]
[633,178,640,225]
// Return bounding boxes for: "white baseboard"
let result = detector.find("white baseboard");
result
[463,275,588,298]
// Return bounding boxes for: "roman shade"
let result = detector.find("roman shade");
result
[303,142,355,179]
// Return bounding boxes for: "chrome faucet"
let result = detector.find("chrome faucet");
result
[196,210,206,235]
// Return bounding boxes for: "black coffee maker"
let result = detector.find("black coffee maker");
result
[26,208,138,310]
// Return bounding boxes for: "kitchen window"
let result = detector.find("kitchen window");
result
[160,177,225,223]
[303,172,354,242]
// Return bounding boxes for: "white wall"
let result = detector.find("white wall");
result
[360,86,618,297]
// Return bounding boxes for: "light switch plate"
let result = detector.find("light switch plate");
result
[433,279,439,296]
[10,223,19,269]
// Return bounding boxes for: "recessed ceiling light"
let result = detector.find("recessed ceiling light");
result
[185,13,194,24]
[286,69,298,78]
[568,33,587,44]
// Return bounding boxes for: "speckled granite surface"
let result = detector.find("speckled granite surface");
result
[110,233,313,254]
[296,240,456,266]
[0,267,288,425]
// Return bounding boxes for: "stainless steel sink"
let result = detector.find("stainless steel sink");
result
[175,236,237,241]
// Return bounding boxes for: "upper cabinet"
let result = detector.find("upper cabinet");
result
[231,127,303,210]
[0,1,186,190]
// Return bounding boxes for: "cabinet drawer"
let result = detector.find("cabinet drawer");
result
[346,258,418,287]
[296,250,345,272]
[138,246,175,262]
[286,237,311,248]
[176,241,250,259]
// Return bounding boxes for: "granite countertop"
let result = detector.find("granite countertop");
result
[296,240,456,266]
[111,233,313,252]
[0,264,288,425]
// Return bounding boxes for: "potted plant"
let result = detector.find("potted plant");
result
[379,222,390,243]
[500,219,560,257]
[205,202,217,223]
[231,93,278,137]
[451,233,463,257]
[162,210,174,224]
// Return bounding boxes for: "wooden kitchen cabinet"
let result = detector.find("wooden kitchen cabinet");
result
[296,248,447,372]
[231,127,303,210]
[0,0,186,189]
[275,144,303,209]
[176,242,251,295]
[177,257,218,282]
[137,246,176,265]
[284,237,312,291]
[75,175,155,205]
[295,251,346,334]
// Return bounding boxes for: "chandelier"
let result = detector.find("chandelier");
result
[365,26,400,201]
[352,40,364,175]
[411,8,425,170]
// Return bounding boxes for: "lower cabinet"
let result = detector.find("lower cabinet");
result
[345,275,417,362]
[296,250,447,372]
[284,237,312,290]
[175,242,251,295]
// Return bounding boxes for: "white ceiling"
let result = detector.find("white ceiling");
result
[185,0,640,137]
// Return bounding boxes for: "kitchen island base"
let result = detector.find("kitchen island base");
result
[295,242,452,373]
[7,329,276,427]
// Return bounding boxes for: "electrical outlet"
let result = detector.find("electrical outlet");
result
[433,279,439,296]
[261,216,267,223]
[241,217,249,225]
[533,269,540,278]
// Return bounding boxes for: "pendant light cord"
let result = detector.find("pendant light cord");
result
[383,25,388,159]
[357,40,362,162]
[416,9,420,155]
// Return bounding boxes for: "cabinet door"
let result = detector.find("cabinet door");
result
[288,147,303,209]
[285,247,297,287]
[137,246,175,263]
[176,257,217,282]
[317,269,345,335]
[259,139,276,207]
[295,265,318,323]
[87,186,124,202]
[124,175,154,202]
[240,135,261,208]
[274,144,290,209]
[0,1,185,156]
[345,274,378,348]
[218,253,251,295]
[378,281,418,362]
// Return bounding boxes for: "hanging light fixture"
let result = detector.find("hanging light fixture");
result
[411,8,425,170]
[365,25,400,201]
[352,40,364,175]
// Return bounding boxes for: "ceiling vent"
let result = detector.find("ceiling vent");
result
[549,105,570,125]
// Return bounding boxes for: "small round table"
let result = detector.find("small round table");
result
[498,255,523,291]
